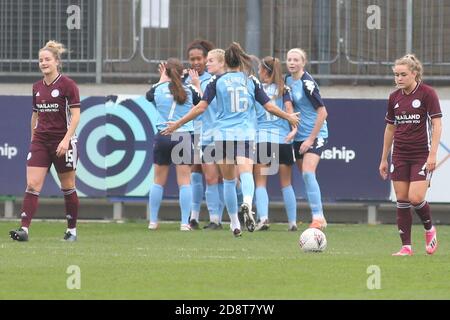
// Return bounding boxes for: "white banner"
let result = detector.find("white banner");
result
[141,0,170,29]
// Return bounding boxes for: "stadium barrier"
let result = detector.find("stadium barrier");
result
[1,95,449,221]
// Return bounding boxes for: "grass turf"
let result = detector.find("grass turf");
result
[0,221,449,300]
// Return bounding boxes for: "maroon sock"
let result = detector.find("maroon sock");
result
[63,189,79,229]
[21,191,40,228]
[412,201,433,231]
[396,201,412,246]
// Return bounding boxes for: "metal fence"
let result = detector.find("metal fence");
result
[1,0,449,83]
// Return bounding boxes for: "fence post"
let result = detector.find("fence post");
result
[245,0,261,57]
[96,0,103,84]
[367,204,378,225]
[4,199,14,218]
[113,201,123,220]
[406,0,413,53]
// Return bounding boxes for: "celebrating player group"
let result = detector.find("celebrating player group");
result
[9,39,442,256]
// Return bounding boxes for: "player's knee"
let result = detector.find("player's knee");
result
[204,174,218,185]
[409,195,424,206]
[26,182,41,193]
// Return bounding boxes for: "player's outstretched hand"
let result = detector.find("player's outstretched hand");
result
[161,121,179,135]
[287,112,300,127]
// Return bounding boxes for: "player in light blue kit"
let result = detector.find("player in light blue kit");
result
[198,48,227,230]
[182,39,218,229]
[285,48,328,230]
[146,58,201,231]
[163,42,299,237]
[253,56,298,232]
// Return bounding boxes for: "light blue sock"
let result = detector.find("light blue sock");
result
[239,172,255,207]
[205,183,220,220]
[218,182,224,223]
[302,172,324,218]
[149,184,164,222]
[236,180,244,208]
[223,179,238,216]
[191,172,204,215]
[255,187,269,221]
[179,184,192,225]
[282,185,297,224]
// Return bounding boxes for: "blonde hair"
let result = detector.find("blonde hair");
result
[287,48,307,64]
[39,40,67,71]
[394,54,423,82]
[208,49,225,64]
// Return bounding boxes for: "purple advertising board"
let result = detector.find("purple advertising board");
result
[0,95,390,201]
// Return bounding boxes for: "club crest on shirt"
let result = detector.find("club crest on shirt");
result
[412,99,421,108]
[51,89,60,98]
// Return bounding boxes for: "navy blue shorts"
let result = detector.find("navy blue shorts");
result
[153,132,193,165]
[256,143,294,165]
[293,138,328,161]
[214,140,255,162]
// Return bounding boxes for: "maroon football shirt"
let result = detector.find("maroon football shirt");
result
[32,74,80,140]
[385,82,442,160]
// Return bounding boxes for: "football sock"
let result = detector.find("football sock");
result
[412,200,433,231]
[218,182,224,223]
[191,172,204,219]
[229,213,241,231]
[236,180,243,208]
[223,179,238,216]
[62,188,79,229]
[302,172,324,219]
[205,183,220,221]
[397,201,412,246]
[282,185,297,224]
[240,172,255,208]
[179,184,192,225]
[255,187,269,221]
[149,184,164,223]
[20,190,40,228]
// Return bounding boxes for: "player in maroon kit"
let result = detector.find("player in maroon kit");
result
[379,54,442,256]
[9,40,81,242]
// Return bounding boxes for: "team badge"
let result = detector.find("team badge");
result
[412,99,421,108]
[51,89,60,97]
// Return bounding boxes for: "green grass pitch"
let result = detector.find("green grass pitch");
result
[1,221,449,299]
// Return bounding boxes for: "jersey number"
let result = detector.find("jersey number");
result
[168,101,177,120]
[65,150,74,163]
[228,87,249,112]
[265,98,279,121]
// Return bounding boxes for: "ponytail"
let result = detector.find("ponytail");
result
[165,58,187,104]
[261,56,284,98]
[225,42,253,75]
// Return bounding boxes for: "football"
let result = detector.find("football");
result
[299,228,327,252]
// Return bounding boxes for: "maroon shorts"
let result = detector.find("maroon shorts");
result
[390,155,431,182]
[27,138,78,173]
